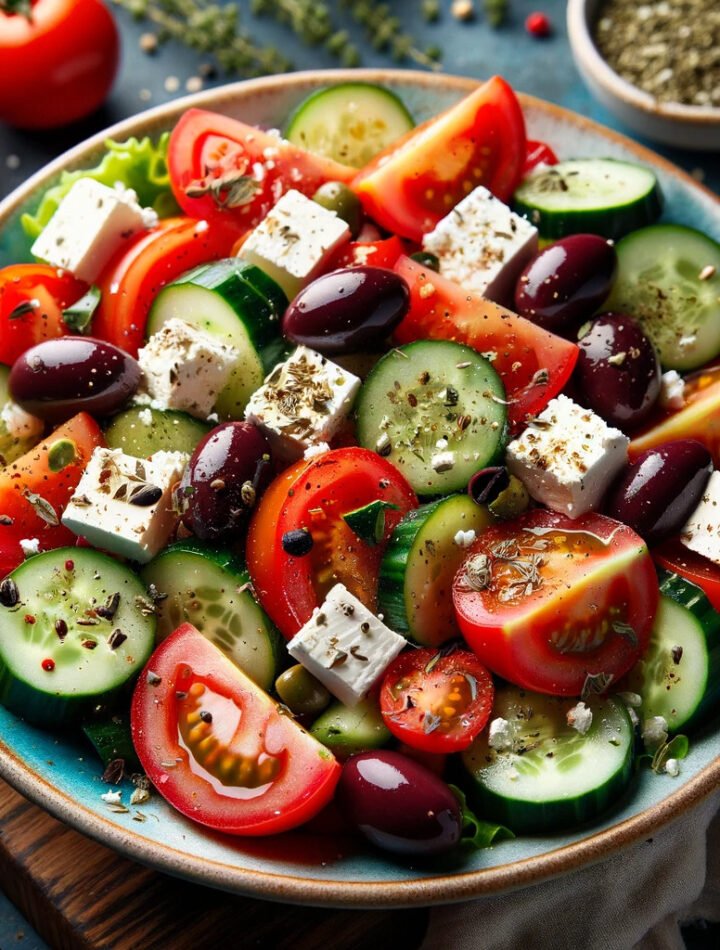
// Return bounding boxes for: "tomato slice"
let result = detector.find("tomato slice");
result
[380,648,494,753]
[453,510,658,696]
[353,77,526,242]
[653,538,720,612]
[331,235,406,270]
[393,255,579,427]
[92,216,242,357]
[523,140,559,176]
[131,623,340,836]
[247,447,417,638]
[168,108,356,230]
[0,264,87,366]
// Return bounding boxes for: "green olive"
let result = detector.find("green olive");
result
[409,250,440,272]
[275,664,331,716]
[312,181,363,238]
[488,474,530,520]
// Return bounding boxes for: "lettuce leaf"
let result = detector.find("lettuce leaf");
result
[449,784,515,850]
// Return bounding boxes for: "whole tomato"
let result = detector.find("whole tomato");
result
[0,0,120,129]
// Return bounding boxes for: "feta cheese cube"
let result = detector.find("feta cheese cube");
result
[506,395,629,518]
[239,189,350,300]
[566,701,593,736]
[422,185,538,302]
[61,447,188,563]
[137,319,238,418]
[245,346,360,461]
[680,470,720,566]
[31,179,149,282]
[287,584,406,707]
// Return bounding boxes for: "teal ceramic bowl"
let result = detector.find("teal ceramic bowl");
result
[0,70,719,908]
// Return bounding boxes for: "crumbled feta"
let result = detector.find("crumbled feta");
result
[680,471,720,566]
[303,441,331,459]
[431,450,456,473]
[659,370,686,411]
[506,395,629,518]
[137,407,154,426]
[0,402,44,442]
[100,790,122,805]
[642,715,669,751]
[664,758,680,777]
[488,717,514,751]
[287,583,406,707]
[566,701,593,735]
[616,691,643,708]
[422,185,538,302]
[453,528,477,548]
[19,538,41,558]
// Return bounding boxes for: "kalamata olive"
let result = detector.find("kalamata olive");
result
[574,312,661,430]
[605,441,712,545]
[313,181,363,238]
[9,337,141,423]
[514,234,617,335]
[179,421,272,541]
[337,750,462,856]
[282,266,410,355]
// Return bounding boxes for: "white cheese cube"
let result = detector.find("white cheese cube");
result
[245,346,360,461]
[137,318,238,419]
[680,470,720,566]
[239,188,350,300]
[61,448,188,563]
[422,185,538,302]
[287,584,406,707]
[31,179,149,283]
[506,395,629,518]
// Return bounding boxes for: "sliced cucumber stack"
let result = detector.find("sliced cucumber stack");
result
[514,159,662,240]
[0,548,156,726]
[285,82,414,168]
[310,696,391,759]
[104,406,211,458]
[356,340,508,497]
[462,686,634,833]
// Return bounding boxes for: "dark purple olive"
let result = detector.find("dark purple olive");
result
[514,234,616,335]
[179,421,272,541]
[282,266,410,355]
[9,337,141,423]
[574,312,661,430]
[337,750,462,856]
[605,441,712,545]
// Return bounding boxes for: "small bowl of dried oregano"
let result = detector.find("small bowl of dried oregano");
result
[567,0,719,150]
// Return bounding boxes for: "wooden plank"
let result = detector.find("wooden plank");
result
[0,780,428,950]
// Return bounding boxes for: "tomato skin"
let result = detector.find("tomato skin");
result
[353,77,526,242]
[523,140,558,176]
[131,623,341,836]
[453,510,658,696]
[247,447,417,638]
[0,0,119,129]
[653,539,720,612]
[0,265,87,366]
[380,649,494,753]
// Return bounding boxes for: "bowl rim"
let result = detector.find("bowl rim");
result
[0,67,719,909]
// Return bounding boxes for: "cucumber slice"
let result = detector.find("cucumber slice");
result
[83,715,141,772]
[140,541,281,690]
[462,687,634,833]
[623,570,720,733]
[104,406,211,458]
[310,695,391,759]
[356,340,507,497]
[0,548,156,727]
[379,494,493,646]
[285,82,415,168]
[146,259,288,420]
[0,364,43,466]
[514,159,662,240]
[605,224,720,371]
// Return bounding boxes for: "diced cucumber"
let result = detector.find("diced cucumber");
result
[356,340,507,497]
[104,406,211,458]
[605,224,720,371]
[462,686,634,833]
[146,259,288,420]
[285,82,415,168]
[310,695,391,759]
[140,541,281,690]
[379,494,493,646]
[0,548,156,726]
[514,159,662,240]
[0,364,42,466]
[622,570,720,733]
[83,715,141,772]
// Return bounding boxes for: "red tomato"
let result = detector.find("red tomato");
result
[653,539,720,612]
[168,109,356,230]
[353,77,526,242]
[393,255,578,427]
[380,649,494,753]
[131,623,340,836]
[92,217,242,358]
[523,140,559,175]
[0,0,119,129]
[453,510,659,696]
[247,447,417,638]
[331,235,406,270]
[0,265,87,366]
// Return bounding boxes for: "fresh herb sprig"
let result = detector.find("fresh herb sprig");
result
[342,1,442,69]
[250,0,362,67]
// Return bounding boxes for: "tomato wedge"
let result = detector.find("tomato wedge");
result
[353,77,526,242]
[523,140,559,176]
[131,623,340,836]
[331,235,406,270]
[247,447,417,638]
[393,255,579,427]
[453,510,658,696]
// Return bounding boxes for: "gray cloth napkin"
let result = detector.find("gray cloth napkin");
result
[422,790,720,950]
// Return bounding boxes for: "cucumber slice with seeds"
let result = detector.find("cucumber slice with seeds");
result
[104,406,211,458]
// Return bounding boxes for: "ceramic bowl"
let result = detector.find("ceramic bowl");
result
[567,0,720,151]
